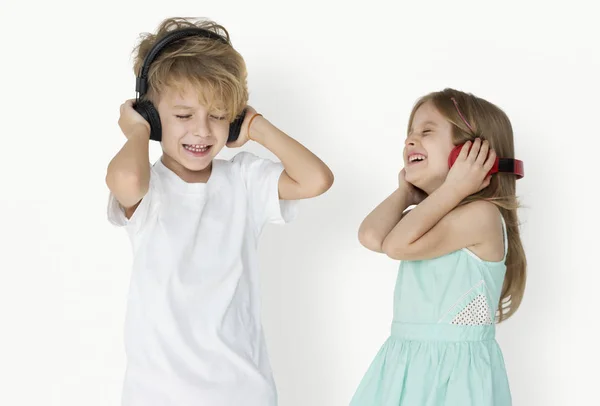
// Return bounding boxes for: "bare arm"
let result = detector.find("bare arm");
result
[249,116,334,200]
[357,167,427,253]
[381,186,500,260]
[382,138,500,261]
[358,186,413,253]
[105,100,151,216]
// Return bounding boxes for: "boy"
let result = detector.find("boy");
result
[106,17,333,406]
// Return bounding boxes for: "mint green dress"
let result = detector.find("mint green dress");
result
[350,215,512,406]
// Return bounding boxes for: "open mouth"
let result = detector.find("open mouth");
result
[183,144,212,157]
[408,154,426,164]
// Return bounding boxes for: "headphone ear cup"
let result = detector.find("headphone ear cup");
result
[133,100,162,141]
[228,109,247,143]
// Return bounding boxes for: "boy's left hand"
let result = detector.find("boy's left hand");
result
[444,138,496,198]
[226,106,260,148]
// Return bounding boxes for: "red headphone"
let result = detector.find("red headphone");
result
[448,97,524,179]
[448,144,524,179]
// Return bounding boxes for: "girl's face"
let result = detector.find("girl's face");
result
[403,101,456,194]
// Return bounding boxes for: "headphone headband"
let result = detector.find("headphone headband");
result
[496,157,524,179]
[132,26,245,143]
[448,144,525,179]
[136,27,229,96]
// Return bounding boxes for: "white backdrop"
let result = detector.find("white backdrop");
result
[1,0,598,405]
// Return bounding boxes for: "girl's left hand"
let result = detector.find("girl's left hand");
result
[445,138,496,198]
[226,105,260,148]
[398,168,428,206]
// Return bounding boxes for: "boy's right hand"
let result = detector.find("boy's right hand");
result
[398,168,427,206]
[119,99,151,139]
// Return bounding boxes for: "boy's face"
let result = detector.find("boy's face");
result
[156,84,230,173]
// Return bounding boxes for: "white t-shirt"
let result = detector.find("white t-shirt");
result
[107,151,298,406]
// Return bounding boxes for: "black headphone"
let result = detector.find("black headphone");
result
[133,27,246,143]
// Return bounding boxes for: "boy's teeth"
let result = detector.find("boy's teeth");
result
[184,144,209,152]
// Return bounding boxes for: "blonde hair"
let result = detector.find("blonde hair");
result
[132,17,248,121]
[407,88,527,322]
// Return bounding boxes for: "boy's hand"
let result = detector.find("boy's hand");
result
[119,99,151,139]
[226,105,259,148]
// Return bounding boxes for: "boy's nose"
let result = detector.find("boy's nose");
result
[191,119,211,138]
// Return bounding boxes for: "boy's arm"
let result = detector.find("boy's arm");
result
[249,116,334,200]
[105,100,151,217]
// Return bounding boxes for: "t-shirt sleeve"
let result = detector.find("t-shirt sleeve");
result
[233,151,299,231]
[107,172,159,236]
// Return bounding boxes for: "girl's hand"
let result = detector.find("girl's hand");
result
[399,168,428,206]
[445,138,496,198]
[226,105,260,148]
[119,99,151,139]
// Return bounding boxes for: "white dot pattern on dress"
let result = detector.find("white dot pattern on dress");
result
[451,294,493,325]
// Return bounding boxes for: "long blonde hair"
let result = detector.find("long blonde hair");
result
[132,17,248,121]
[407,88,526,322]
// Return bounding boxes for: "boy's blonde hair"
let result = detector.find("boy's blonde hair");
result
[407,88,527,322]
[132,17,248,121]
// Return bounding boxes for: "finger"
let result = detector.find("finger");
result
[476,139,489,166]
[478,175,491,191]
[458,141,472,160]
[467,138,481,163]
[483,175,492,189]
[483,148,497,171]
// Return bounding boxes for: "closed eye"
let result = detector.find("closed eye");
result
[176,114,226,120]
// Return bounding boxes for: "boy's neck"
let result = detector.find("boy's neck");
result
[160,154,213,184]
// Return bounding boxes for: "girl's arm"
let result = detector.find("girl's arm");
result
[358,185,413,253]
[381,187,501,261]
[382,139,500,261]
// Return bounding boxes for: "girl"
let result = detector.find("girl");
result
[350,88,526,406]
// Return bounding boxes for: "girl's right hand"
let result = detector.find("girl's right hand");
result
[398,168,427,205]
[119,99,151,139]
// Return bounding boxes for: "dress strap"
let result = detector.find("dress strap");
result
[500,214,508,261]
